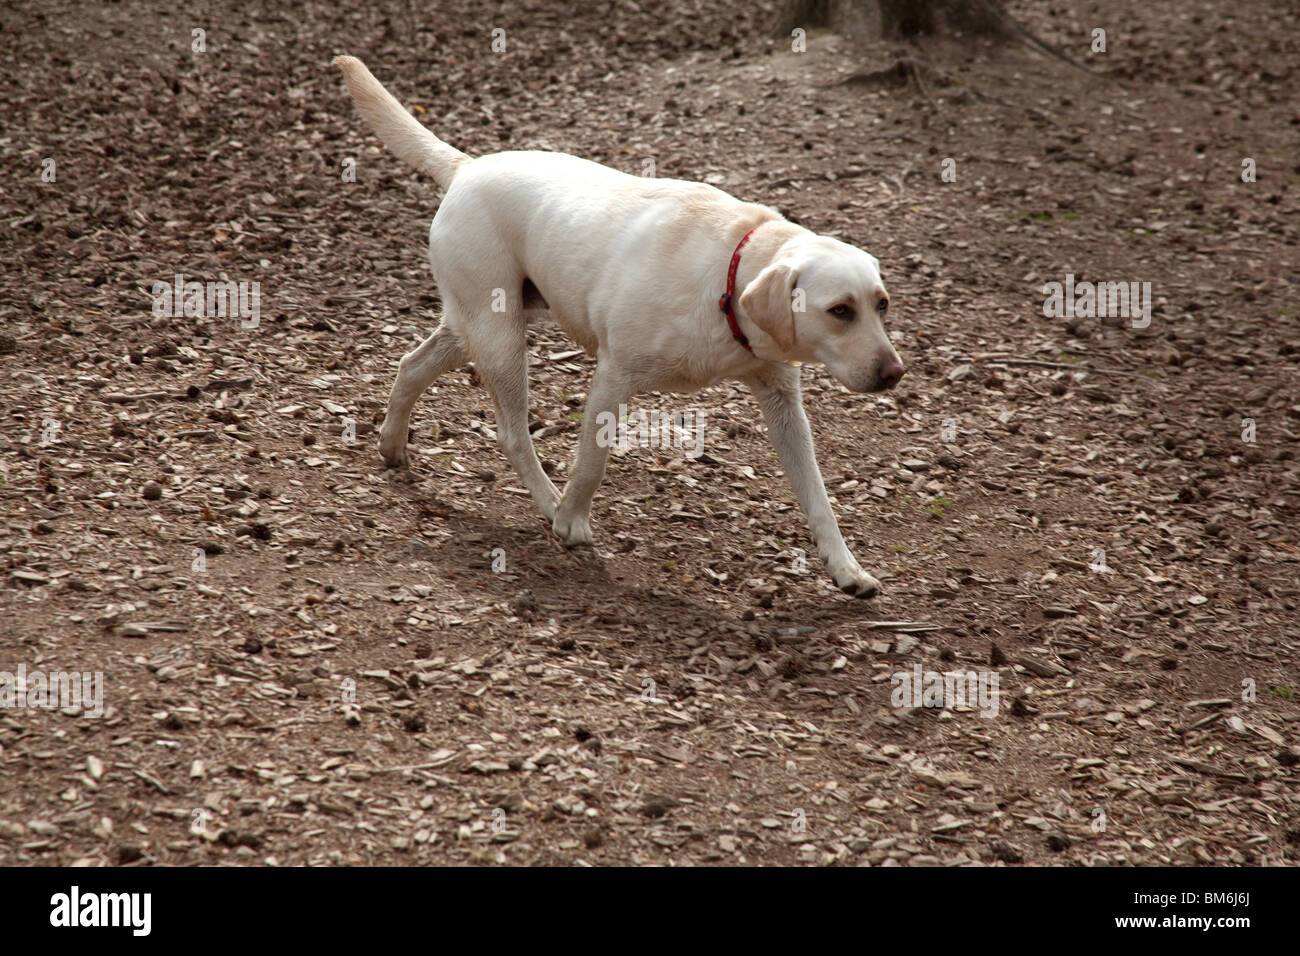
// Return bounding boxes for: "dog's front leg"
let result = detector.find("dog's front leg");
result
[552,361,630,546]
[749,367,881,599]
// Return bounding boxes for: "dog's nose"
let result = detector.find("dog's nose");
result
[877,359,905,390]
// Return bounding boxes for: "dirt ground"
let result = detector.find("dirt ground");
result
[1,0,1297,867]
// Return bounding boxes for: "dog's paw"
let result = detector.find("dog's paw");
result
[552,511,594,547]
[831,563,880,600]
[377,432,410,469]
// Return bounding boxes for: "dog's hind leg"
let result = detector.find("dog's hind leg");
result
[456,304,563,522]
[551,359,631,547]
[379,321,466,468]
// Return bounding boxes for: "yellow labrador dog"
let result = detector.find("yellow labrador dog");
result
[335,56,904,598]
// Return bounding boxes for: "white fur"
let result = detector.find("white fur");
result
[335,56,905,598]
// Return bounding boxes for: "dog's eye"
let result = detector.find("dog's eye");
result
[829,304,855,320]
[877,298,889,314]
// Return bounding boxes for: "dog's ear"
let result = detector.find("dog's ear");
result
[738,261,798,352]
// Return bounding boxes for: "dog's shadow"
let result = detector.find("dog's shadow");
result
[379,480,748,629]
[384,490,891,636]
[384,491,620,604]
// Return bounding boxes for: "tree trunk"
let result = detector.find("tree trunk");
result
[777,0,1010,44]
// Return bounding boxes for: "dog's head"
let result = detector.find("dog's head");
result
[738,236,904,393]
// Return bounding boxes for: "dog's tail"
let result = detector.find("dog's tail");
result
[333,55,470,189]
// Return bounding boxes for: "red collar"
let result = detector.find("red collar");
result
[718,226,761,352]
